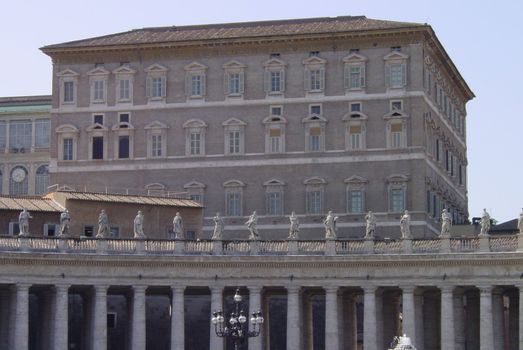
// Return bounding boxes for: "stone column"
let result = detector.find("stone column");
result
[414,289,424,350]
[248,286,262,350]
[171,286,185,350]
[492,288,505,350]
[131,286,147,350]
[453,289,466,350]
[0,288,9,350]
[13,284,30,350]
[286,286,301,350]
[325,287,339,350]
[440,286,455,350]
[401,286,416,346]
[93,285,108,350]
[53,284,70,350]
[209,287,224,350]
[363,286,377,350]
[479,285,494,350]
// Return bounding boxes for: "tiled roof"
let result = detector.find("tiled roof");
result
[42,16,425,50]
[0,196,64,212]
[48,191,202,208]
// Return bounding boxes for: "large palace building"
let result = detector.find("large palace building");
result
[41,16,474,239]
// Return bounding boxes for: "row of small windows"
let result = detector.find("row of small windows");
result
[0,165,49,196]
[426,189,466,225]
[186,177,408,217]
[57,49,409,105]
[0,119,50,151]
[57,104,409,161]
[427,132,466,186]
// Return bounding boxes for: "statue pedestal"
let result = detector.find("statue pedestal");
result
[517,233,523,252]
[19,236,29,252]
[479,234,490,252]
[402,239,412,254]
[174,240,185,254]
[325,239,336,256]
[58,238,69,252]
[96,239,107,254]
[212,240,223,255]
[440,236,451,253]
[287,240,298,255]
[364,239,374,254]
[135,240,145,254]
[249,240,259,255]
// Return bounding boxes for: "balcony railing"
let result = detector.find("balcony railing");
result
[0,234,521,256]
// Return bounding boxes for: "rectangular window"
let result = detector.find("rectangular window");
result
[390,188,405,212]
[228,131,240,154]
[445,150,450,172]
[93,80,105,101]
[227,192,241,216]
[389,64,406,88]
[309,69,322,91]
[189,194,203,204]
[9,119,32,150]
[63,138,73,160]
[190,132,201,155]
[109,227,120,238]
[349,125,362,149]
[63,81,74,103]
[119,79,130,100]
[270,106,282,116]
[391,100,403,111]
[347,190,363,213]
[310,105,322,116]
[349,66,365,89]
[191,75,202,96]
[119,113,130,124]
[308,127,321,151]
[0,121,6,149]
[92,136,104,159]
[350,103,361,113]
[228,73,241,94]
[269,128,281,153]
[267,192,282,216]
[93,114,104,125]
[459,165,464,185]
[43,224,58,237]
[152,77,163,98]
[390,123,403,148]
[35,119,50,148]
[118,136,129,159]
[83,225,94,237]
[270,71,282,93]
[307,190,322,214]
[151,134,162,157]
[9,222,20,236]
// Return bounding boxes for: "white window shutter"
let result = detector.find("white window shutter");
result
[360,65,366,87]
[201,74,206,96]
[280,70,285,92]
[44,223,49,236]
[161,76,166,97]
[319,67,325,90]
[264,70,270,93]
[145,77,151,98]
[304,68,310,91]
[224,72,229,95]
[185,74,190,96]
[401,63,407,86]
[239,71,244,94]
[385,65,391,87]
[343,65,350,89]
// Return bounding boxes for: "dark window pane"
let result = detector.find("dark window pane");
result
[119,136,129,159]
[92,137,104,159]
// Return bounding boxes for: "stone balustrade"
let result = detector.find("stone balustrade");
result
[0,234,522,255]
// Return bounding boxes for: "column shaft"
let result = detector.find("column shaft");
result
[131,286,147,350]
[53,285,70,350]
[248,287,262,350]
[440,286,455,350]
[92,285,108,350]
[286,286,301,350]
[325,287,339,350]
[414,291,424,350]
[209,287,224,350]
[492,290,505,350]
[479,286,494,350]
[363,287,377,350]
[13,284,30,350]
[402,286,416,346]
[453,291,466,350]
[171,287,185,350]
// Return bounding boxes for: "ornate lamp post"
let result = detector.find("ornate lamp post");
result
[211,288,264,350]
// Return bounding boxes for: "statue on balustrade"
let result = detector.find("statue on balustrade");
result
[134,211,145,239]
[479,209,491,236]
[365,211,376,238]
[173,212,184,239]
[324,211,338,239]
[18,208,32,236]
[518,209,523,234]
[288,212,300,239]
[245,211,259,239]
[400,210,411,239]
[212,212,224,240]
[440,209,452,236]
[59,209,70,237]
[97,210,109,238]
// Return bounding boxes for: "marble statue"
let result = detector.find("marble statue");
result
[324,211,338,239]
[400,210,411,239]
[97,210,109,238]
[518,209,523,234]
[440,209,452,236]
[479,209,491,236]
[133,211,145,238]
[288,211,300,239]
[59,209,71,237]
[365,211,376,238]
[18,208,32,236]
[212,212,224,240]
[245,211,259,239]
[173,212,184,239]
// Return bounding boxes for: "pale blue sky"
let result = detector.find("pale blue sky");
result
[2,0,521,222]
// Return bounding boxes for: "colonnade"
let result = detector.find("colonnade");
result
[0,283,522,350]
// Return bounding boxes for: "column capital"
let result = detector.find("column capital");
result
[286,285,301,294]
[439,285,455,294]
[362,285,376,294]
[324,286,339,294]
[133,285,148,294]
[248,286,263,294]
[400,285,417,294]
[209,286,224,293]
[55,284,70,293]
[171,285,186,294]
[477,284,493,294]
[94,285,109,294]
[15,283,31,291]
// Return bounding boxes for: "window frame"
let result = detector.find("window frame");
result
[303,56,327,94]
[222,118,247,155]
[384,51,409,90]
[263,58,286,96]
[87,67,110,105]
[145,121,169,158]
[264,179,285,216]
[302,115,327,152]
[184,62,208,100]
[113,65,136,104]
[145,64,168,102]
[304,177,326,215]
[224,180,245,217]
[57,69,79,106]
[343,53,367,91]
[183,119,207,156]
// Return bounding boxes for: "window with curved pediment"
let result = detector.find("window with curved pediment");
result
[302,115,327,152]
[184,181,206,205]
[224,180,245,217]
[343,104,367,150]
[56,124,79,161]
[112,119,134,159]
[263,113,287,154]
[183,119,207,156]
[387,175,409,213]
[304,177,326,215]
[344,176,367,213]
[384,108,408,149]
[145,121,168,158]
[222,118,246,155]
[263,58,286,96]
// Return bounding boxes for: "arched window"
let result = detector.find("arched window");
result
[9,166,28,196]
[35,165,50,195]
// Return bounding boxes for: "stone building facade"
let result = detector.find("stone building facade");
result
[0,96,51,196]
[41,16,473,239]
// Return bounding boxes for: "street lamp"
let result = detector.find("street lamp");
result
[211,288,264,350]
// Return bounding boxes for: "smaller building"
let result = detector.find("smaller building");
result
[0,191,203,238]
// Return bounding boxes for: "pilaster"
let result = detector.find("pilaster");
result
[13,284,30,350]
[401,285,416,346]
